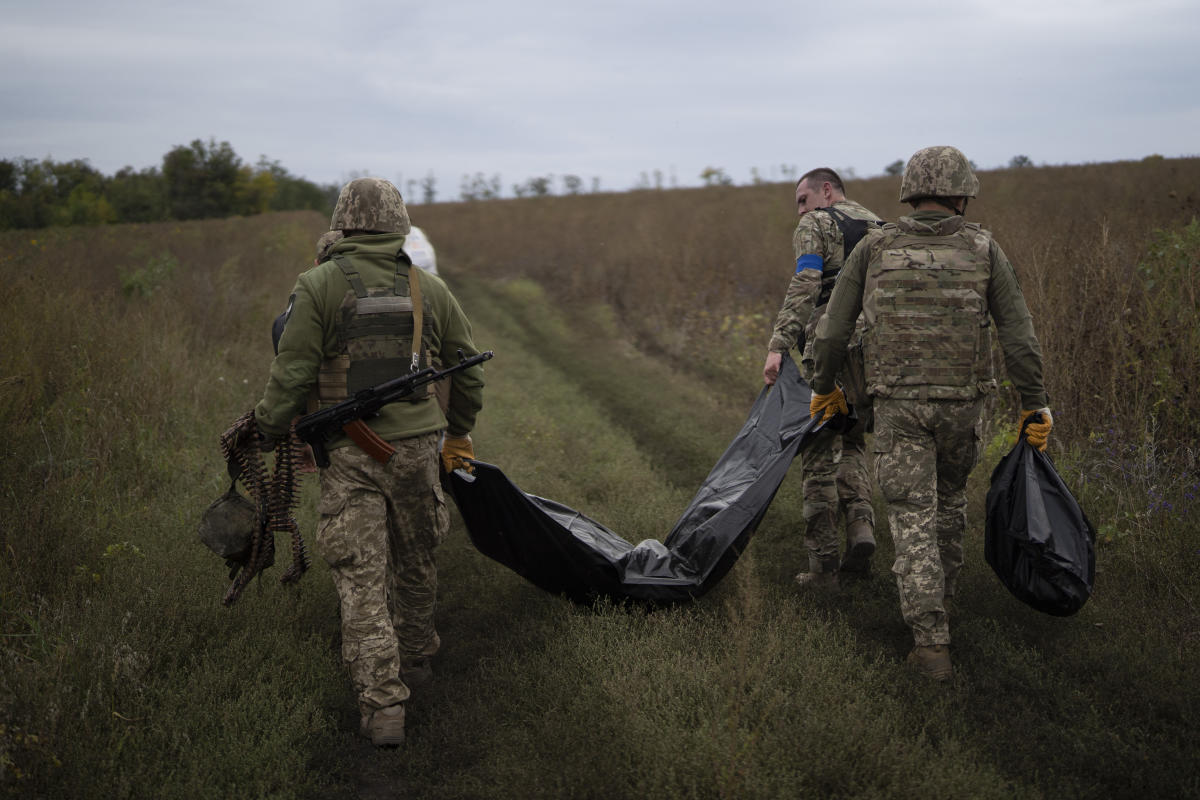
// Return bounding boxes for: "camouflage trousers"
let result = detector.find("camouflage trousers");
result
[800,422,874,570]
[873,397,984,646]
[801,352,875,570]
[315,432,449,715]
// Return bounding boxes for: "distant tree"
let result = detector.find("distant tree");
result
[1008,154,1034,169]
[779,164,798,182]
[700,166,732,187]
[108,166,167,222]
[0,157,107,229]
[253,156,330,213]
[591,177,601,193]
[420,172,437,204]
[750,167,766,185]
[461,172,502,201]
[59,184,116,225]
[233,165,275,215]
[162,138,242,219]
[884,159,905,176]
[514,175,553,197]
[526,175,553,196]
[562,174,583,195]
[653,169,664,190]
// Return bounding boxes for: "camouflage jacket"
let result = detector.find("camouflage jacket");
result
[812,211,1048,410]
[255,233,485,445]
[766,199,881,358]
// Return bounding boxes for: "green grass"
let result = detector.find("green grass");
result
[1,210,1197,799]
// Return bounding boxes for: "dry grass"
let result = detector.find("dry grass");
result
[415,157,1200,445]
[0,162,1197,798]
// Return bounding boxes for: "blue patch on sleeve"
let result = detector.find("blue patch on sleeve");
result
[796,254,824,273]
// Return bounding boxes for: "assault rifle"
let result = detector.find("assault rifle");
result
[296,349,493,468]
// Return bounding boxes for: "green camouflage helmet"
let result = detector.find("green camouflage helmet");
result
[899,146,980,202]
[198,483,257,561]
[330,177,411,234]
[315,230,344,262]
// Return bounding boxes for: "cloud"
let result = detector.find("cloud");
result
[1,0,1197,194]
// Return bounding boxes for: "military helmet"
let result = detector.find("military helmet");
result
[899,146,980,202]
[198,483,258,561]
[330,177,411,234]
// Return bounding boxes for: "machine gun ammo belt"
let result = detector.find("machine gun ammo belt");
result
[211,411,311,605]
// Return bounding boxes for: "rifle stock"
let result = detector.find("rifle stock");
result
[296,349,493,467]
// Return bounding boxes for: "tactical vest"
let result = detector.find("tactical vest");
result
[316,252,434,407]
[815,206,883,307]
[862,221,996,401]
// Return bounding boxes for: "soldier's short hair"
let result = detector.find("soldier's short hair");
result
[797,168,845,195]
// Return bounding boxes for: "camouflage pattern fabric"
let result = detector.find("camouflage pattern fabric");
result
[316,230,344,263]
[314,432,448,715]
[330,177,411,235]
[767,199,880,357]
[811,212,1047,411]
[768,198,881,570]
[862,219,995,400]
[872,397,984,646]
[800,420,874,569]
[899,145,979,202]
[799,354,874,568]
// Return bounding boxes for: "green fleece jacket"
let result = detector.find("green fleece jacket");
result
[254,233,485,448]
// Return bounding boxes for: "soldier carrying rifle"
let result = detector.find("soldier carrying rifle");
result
[253,177,486,746]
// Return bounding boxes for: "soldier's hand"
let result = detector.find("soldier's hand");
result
[810,387,848,422]
[1019,408,1053,452]
[441,433,475,474]
[762,351,783,385]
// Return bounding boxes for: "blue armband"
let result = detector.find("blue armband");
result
[796,254,824,273]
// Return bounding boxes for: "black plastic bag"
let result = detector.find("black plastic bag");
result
[984,425,1096,616]
[446,353,843,604]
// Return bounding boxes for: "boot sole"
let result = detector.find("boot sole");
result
[840,539,876,573]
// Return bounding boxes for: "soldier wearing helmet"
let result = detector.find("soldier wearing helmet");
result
[254,177,486,745]
[808,146,1050,681]
[762,168,883,591]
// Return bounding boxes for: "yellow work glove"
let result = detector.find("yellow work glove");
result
[441,433,475,473]
[809,387,848,423]
[1019,408,1053,452]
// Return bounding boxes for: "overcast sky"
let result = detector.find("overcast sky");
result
[3,0,1197,200]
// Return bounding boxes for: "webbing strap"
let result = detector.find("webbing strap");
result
[408,263,424,371]
[332,254,367,298]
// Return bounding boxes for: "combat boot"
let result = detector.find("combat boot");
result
[840,519,876,574]
[401,656,433,688]
[906,645,953,681]
[794,556,840,593]
[361,704,406,747]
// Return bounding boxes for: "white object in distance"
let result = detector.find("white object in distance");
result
[404,225,438,275]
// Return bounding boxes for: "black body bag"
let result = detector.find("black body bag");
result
[446,353,843,605]
[984,422,1096,616]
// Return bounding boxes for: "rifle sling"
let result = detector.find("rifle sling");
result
[342,419,396,464]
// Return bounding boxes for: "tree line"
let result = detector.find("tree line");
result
[0,138,338,231]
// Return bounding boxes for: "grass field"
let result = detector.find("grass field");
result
[1,163,1197,799]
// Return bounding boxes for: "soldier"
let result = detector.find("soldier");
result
[762,168,882,591]
[809,146,1051,680]
[254,177,485,744]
